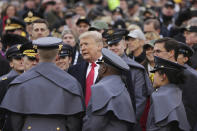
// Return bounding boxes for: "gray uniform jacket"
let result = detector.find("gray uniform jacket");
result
[121,54,153,120]
[0,69,18,80]
[0,62,85,131]
[146,84,190,131]
[82,75,136,131]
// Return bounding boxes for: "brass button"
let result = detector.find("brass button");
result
[27,126,32,130]
[56,127,60,130]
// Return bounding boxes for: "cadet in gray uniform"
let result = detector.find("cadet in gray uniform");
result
[82,48,136,131]
[56,44,73,71]
[146,56,190,131]
[0,37,85,131]
[0,44,24,80]
[177,42,195,72]
[0,43,26,130]
[105,29,153,121]
[19,41,38,71]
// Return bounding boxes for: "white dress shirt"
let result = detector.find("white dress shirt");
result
[86,56,102,83]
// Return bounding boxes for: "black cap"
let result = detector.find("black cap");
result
[97,48,130,71]
[1,34,29,49]
[128,1,139,9]
[112,7,123,15]
[4,17,26,31]
[113,19,126,29]
[42,0,56,5]
[20,41,37,57]
[64,11,77,19]
[59,44,73,57]
[185,25,197,32]
[143,8,155,16]
[23,11,41,24]
[75,2,86,9]
[164,1,175,8]
[33,37,62,49]
[178,42,194,57]
[5,44,23,60]
[150,56,186,73]
[76,16,90,26]
[104,29,128,45]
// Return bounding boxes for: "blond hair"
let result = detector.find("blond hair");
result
[145,32,160,41]
[79,31,103,46]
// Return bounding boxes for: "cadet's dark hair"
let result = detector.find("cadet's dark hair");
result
[32,19,49,29]
[179,53,192,66]
[154,38,180,60]
[144,19,160,30]
[158,69,185,86]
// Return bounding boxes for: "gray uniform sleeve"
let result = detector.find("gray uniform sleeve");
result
[133,69,147,120]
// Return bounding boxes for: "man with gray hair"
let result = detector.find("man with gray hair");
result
[184,25,197,69]
[127,29,147,66]
[68,31,103,107]
[61,27,83,65]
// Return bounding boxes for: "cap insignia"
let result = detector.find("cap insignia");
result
[7,19,11,24]
[33,45,37,49]
[59,44,63,50]
[107,30,114,35]
[17,44,21,50]
[28,11,33,17]
[2,77,7,80]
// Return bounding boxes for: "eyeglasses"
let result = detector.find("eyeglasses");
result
[153,50,168,54]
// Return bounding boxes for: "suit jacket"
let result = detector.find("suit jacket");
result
[180,64,197,129]
[82,75,136,131]
[0,62,85,131]
[191,44,197,69]
[146,84,190,131]
[68,60,88,95]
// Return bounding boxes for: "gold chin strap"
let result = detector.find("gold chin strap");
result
[149,73,154,83]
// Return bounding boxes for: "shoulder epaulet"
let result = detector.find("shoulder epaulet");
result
[2,76,8,80]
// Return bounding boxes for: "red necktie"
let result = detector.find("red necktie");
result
[85,62,96,107]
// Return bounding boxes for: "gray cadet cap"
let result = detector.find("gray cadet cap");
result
[33,37,62,49]
[97,48,130,71]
